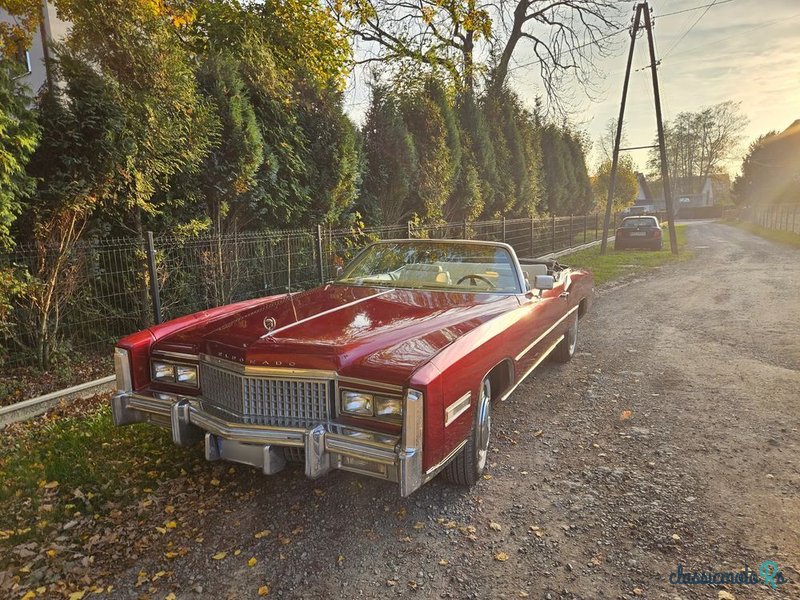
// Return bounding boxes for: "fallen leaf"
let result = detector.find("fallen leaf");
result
[533,430,543,437]
[718,592,736,600]
[46,549,57,558]
[210,479,220,486]
[212,551,227,560]
[165,521,177,529]
[165,594,176,600]
[482,474,493,480]
[620,410,633,421]
[254,530,271,539]
[248,557,257,567]
[438,559,449,566]
[671,533,681,541]
[413,521,425,529]
[43,481,59,490]
[258,585,270,596]
[164,551,178,559]
[495,552,509,562]
[234,549,241,556]
[337,554,345,565]
[313,488,325,496]
[489,522,502,531]
[165,505,175,514]
[21,592,36,600]
[519,593,529,598]
[68,591,86,600]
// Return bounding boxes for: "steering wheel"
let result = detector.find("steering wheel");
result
[456,274,496,289]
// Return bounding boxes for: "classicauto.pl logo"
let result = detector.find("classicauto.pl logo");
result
[669,561,787,589]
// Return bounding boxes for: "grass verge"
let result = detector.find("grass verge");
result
[0,397,197,546]
[723,220,800,249]
[558,224,692,285]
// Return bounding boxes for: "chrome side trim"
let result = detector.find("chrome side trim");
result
[260,288,396,339]
[444,391,472,427]
[502,334,565,402]
[514,305,578,361]
[151,350,199,361]
[424,439,468,478]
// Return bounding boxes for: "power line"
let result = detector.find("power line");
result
[509,0,736,73]
[661,0,719,59]
[658,0,734,19]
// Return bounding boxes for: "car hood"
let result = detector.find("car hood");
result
[153,285,518,384]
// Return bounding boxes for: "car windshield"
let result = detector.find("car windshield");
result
[623,217,658,228]
[336,241,520,293]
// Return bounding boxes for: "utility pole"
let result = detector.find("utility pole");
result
[643,5,678,254]
[601,1,678,255]
[600,3,642,254]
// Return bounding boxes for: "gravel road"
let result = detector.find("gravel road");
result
[109,221,800,599]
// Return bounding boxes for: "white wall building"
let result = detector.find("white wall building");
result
[1,1,70,94]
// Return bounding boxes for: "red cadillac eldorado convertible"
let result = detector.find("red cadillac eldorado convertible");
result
[112,239,593,495]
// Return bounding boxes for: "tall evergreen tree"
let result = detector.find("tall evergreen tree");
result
[360,84,419,225]
[0,61,39,250]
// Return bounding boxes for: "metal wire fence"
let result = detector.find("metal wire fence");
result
[746,204,800,235]
[1,212,614,369]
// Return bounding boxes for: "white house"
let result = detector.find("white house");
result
[1,1,69,94]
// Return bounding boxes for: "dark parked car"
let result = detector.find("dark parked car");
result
[615,216,663,250]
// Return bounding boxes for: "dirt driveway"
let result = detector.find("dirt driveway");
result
[104,221,799,599]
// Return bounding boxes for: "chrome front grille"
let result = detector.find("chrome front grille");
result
[200,360,332,425]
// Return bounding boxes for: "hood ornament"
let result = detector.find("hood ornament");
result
[263,317,276,332]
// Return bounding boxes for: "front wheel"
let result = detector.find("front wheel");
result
[442,378,492,486]
[551,314,578,363]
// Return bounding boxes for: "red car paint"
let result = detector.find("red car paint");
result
[117,256,593,472]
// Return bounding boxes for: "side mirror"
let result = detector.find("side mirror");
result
[335,266,344,279]
[533,275,555,290]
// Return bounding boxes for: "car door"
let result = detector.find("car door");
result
[507,273,575,379]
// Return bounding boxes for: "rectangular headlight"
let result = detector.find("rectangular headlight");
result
[375,396,403,419]
[341,390,373,416]
[151,361,175,382]
[175,364,198,385]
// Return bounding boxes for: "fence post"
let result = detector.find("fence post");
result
[595,213,599,240]
[502,217,507,243]
[316,224,325,284]
[551,215,556,253]
[407,221,413,239]
[463,219,468,240]
[568,215,573,248]
[530,217,535,257]
[583,214,588,244]
[793,206,798,234]
[146,231,162,325]
[286,234,292,292]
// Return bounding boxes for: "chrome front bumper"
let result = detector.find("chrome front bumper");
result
[112,391,423,496]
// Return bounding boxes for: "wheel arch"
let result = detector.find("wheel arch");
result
[484,358,514,403]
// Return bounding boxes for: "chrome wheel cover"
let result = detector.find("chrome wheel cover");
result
[475,379,492,472]
[568,318,578,355]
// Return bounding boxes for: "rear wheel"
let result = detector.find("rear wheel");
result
[442,378,492,486]
[551,314,578,363]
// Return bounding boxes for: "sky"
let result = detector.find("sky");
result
[343,0,800,176]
